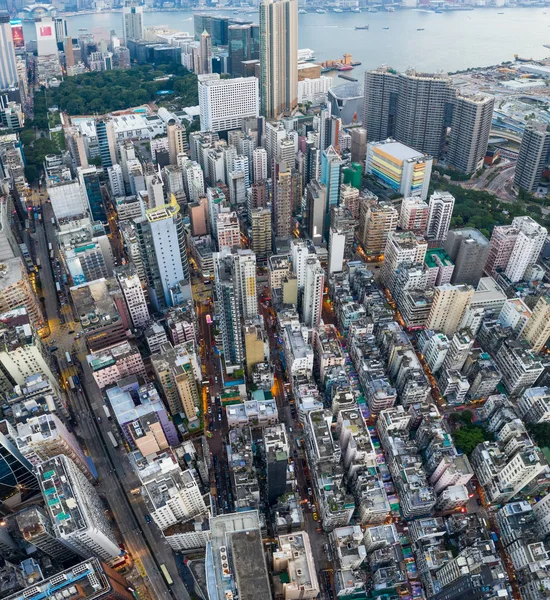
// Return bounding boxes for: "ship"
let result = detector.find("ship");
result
[338,74,358,81]
[417,27,425,30]
[351,60,362,65]
[298,8,307,13]
[497,11,504,14]
[355,24,369,29]
[434,9,443,13]
[316,8,327,13]
[351,7,361,12]
[333,8,344,12]
[367,6,378,11]
[386,6,395,11]
[337,64,354,71]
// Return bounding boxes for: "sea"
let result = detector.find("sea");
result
[21,6,550,76]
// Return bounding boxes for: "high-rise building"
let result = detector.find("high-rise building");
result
[53,17,67,45]
[328,227,346,275]
[167,123,187,165]
[273,162,294,239]
[228,24,258,77]
[134,196,189,311]
[380,230,428,293]
[302,256,324,327]
[253,147,268,183]
[123,2,144,44]
[37,455,120,560]
[214,249,245,368]
[426,191,455,243]
[0,421,39,515]
[78,167,107,223]
[291,239,311,293]
[306,179,326,245]
[357,198,399,256]
[183,159,205,203]
[217,210,241,250]
[199,74,259,132]
[47,177,88,220]
[521,295,550,353]
[447,94,495,174]
[115,267,149,329]
[426,284,475,337]
[514,122,550,192]
[250,207,272,263]
[485,224,520,278]
[363,67,494,174]
[35,18,58,55]
[365,139,433,201]
[320,146,342,233]
[444,228,490,286]
[96,119,117,171]
[505,216,547,283]
[259,0,298,119]
[339,183,360,219]
[350,127,367,164]
[234,248,258,320]
[399,197,429,234]
[199,29,212,74]
[108,165,124,198]
[0,16,17,89]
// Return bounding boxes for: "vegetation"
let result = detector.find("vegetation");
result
[448,410,473,425]
[452,423,494,456]
[527,422,550,448]
[50,64,198,115]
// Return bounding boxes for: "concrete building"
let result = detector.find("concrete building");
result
[259,0,298,119]
[115,267,149,329]
[514,121,550,192]
[273,162,295,239]
[123,2,144,43]
[320,146,343,230]
[87,341,146,389]
[495,340,545,395]
[399,196,429,234]
[37,455,120,560]
[302,256,324,327]
[485,224,519,278]
[234,249,258,320]
[498,298,532,334]
[0,16,17,90]
[357,198,399,256]
[380,230,427,293]
[517,387,550,424]
[274,532,320,600]
[306,180,326,245]
[426,191,455,243]
[250,207,272,263]
[444,228,490,286]
[505,216,547,283]
[425,284,474,337]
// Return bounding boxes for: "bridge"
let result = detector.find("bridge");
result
[489,129,523,144]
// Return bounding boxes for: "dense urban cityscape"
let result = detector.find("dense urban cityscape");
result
[1,1,550,600]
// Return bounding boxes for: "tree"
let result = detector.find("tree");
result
[527,422,550,448]
[452,424,493,456]
[24,165,39,183]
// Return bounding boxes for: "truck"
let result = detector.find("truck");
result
[107,432,118,448]
[67,376,76,390]
[48,242,52,252]
[51,217,55,226]
[65,351,72,364]
[55,282,61,293]
[103,405,112,420]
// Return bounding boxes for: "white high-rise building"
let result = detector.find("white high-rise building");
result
[234,249,258,320]
[183,160,205,204]
[122,2,144,44]
[303,256,324,327]
[426,191,455,243]
[108,164,125,198]
[328,227,346,274]
[0,16,17,89]
[199,74,259,133]
[116,268,149,329]
[291,239,310,293]
[253,147,268,183]
[233,155,250,189]
[504,216,547,283]
[37,455,120,560]
[35,18,58,56]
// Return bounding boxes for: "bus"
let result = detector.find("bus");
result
[55,282,61,293]
[65,351,72,364]
[67,376,76,390]
[103,405,112,420]
[48,242,52,251]
[107,432,118,448]
[160,564,173,586]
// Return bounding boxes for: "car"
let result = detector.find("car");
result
[97,416,102,424]
[68,329,75,334]
[145,514,151,524]
[308,487,312,496]
[476,498,482,506]
[49,346,58,352]
[208,407,212,414]
[208,422,214,432]
[312,512,318,521]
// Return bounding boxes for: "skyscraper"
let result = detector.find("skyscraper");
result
[250,207,272,263]
[521,295,550,353]
[306,180,326,246]
[514,122,550,192]
[96,118,117,171]
[444,228,490,286]
[426,191,455,243]
[228,24,258,77]
[0,16,17,89]
[167,123,187,165]
[426,284,475,337]
[504,216,547,283]
[259,0,298,119]
[273,162,294,238]
[199,30,212,75]
[303,256,324,327]
[123,2,144,44]
[253,147,268,182]
[78,167,107,223]
[320,146,342,235]
[234,248,258,320]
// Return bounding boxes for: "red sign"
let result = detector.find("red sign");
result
[10,20,24,48]
[39,25,53,38]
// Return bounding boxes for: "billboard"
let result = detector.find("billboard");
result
[10,19,24,49]
[37,24,54,40]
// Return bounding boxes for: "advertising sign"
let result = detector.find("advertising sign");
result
[10,19,24,49]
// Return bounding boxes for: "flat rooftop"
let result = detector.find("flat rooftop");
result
[372,140,424,162]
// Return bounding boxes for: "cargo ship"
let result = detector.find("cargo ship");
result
[337,64,353,71]
[355,24,369,29]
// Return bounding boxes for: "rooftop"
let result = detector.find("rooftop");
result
[425,248,454,269]
[371,139,425,162]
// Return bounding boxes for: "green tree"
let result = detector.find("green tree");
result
[452,424,493,456]
[527,422,550,448]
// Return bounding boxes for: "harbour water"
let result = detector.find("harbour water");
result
[22,7,550,74]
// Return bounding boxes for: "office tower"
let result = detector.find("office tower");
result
[514,122,550,192]
[199,74,259,133]
[53,17,67,45]
[350,127,367,164]
[306,180,326,246]
[194,14,230,45]
[134,197,189,311]
[444,228,490,286]
[115,267,149,329]
[151,343,201,419]
[233,155,250,189]
[273,162,293,238]
[320,146,342,231]
[302,256,324,327]
[3,558,133,600]
[505,216,547,283]
[329,227,346,275]
[485,224,519,278]
[447,94,495,174]
[229,170,246,206]
[167,124,187,165]
[217,211,241,250]
[78,167,107,223]
[426,284,474,337]
[12,506,79,562]
[366,139,433,201]
[330,206,355,259]
[37,455,119,559]
[259,0,298,119]
[215,249,245,367]
[357,198,399,256]
[253,147,268,182]
[234,249,258,320]
[426,191,455,243]
[0,17,17,89]
[123,2,144,44]
[0,422,39,515]
[199,29,212,74]
[380,230,428,293]
[521,295,550,353]
[96,119,117,171]
[250,207,272,263]
[108,165,124,198]
[228,24,258,77]
[35,18,58,56]
[399,197,429,234]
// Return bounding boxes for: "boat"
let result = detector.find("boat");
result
[351,7,361,12]
[351,60,362,65]
[333,8,344,12]
[78,27,87,31]
[355,24,369,29]
[338,74,358,81]
[497,11,504,14]
[298,8,307,13]
[316,8,327,13]
[386,6,395,11]
[383,26,389,29]
[417,27,425,30]
[367,6,377,11]
[321,66,336,73]
[434,9,443,13]
[337,64,354,71]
